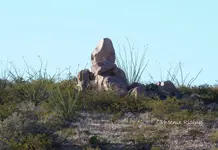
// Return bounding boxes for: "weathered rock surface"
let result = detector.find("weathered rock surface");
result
[91,61,116,76]
[91,38,116,65]
[103,76,128,96]
[110,67,128,85]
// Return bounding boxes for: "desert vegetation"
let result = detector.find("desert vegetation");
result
[0,42,218,150]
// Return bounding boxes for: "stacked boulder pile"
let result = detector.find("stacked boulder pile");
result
[77,38,182,100]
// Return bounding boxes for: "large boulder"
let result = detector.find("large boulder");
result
[91,38,115,65]
[87,38,129,96]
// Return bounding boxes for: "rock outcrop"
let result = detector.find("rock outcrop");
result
[76,38,182,99]
[77,38,129,96]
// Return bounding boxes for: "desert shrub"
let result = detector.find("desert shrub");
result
[183,98,205,111]
[209,130,218,143]
[58,79,78,89]
[150,98,184,120]
[0,79,13,103]
[193,84,218,104]
[11,79,54,106]
[0,101,17,121]
[35,102,66,131]
[149,97,207,122]
[0,112,31,139]
[9,133,52,150]
[47,86,80,122]
[78,90,120,112]
[0,79,11,89]
[0,112,34,149]
[0,110,61,149]
[16,100,36,112]
[3,58,62,106]
[55,127,76,142]
[177,86,193,95]
[0,82,23,105]
[178,84,218,105]
[79,89,153,113]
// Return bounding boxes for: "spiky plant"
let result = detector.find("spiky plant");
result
[166,62,202,87]
[115,38,149,85]
[48,86,80,122]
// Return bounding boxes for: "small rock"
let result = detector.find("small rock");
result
[77,69,94,91]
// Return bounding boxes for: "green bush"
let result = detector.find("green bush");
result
[47,86,80,122]
[9,134,52,150]
[78,89,153,113]
[194,84,218,104]
[0,111,59,149]
[0,101,17,120]
[11,79,54,106]
[150,98,183,120]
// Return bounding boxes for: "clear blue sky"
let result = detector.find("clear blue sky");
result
[0,0,217,85]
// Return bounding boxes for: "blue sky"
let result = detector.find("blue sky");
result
[0,0,217,85]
